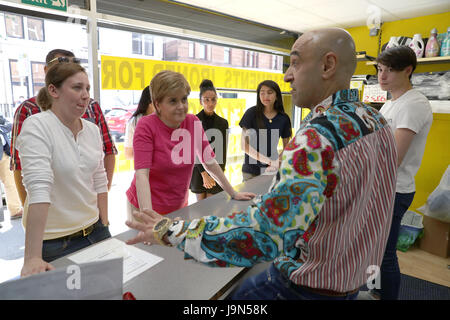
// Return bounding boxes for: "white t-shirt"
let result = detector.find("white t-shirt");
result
[379,89,433,193]
[16,110,108,240]
[124,114,143,148]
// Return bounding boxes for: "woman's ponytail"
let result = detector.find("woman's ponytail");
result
[37,86,52,111]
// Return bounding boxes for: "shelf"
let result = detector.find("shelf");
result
[357,54,376,62]
[366,56,450,65]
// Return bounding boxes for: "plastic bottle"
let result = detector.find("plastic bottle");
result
[440,27,450,56]
[409,34,424,58]
[425,28,440,57]
[386,36,399,50]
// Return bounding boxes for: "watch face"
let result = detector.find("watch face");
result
[155,218,168,231]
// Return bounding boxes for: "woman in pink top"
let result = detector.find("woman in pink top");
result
[126,70,255,218]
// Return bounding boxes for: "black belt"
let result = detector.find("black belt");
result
[45,223,96,242]
[300,286,360,297]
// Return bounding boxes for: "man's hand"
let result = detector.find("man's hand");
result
[21,257,55,278]
[125,209,165,245]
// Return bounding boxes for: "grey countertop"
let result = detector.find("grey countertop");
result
[52,174,275,300]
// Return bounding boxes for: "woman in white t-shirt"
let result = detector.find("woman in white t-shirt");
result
[124,86,154,160]
[17,62,111,277]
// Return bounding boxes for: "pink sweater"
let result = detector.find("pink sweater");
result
[126,113,214,214]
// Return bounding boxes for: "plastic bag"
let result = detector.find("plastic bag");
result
[417,165,450,223]
[397,210,424,252]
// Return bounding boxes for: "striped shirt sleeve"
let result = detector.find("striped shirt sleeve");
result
[10,99,40,171]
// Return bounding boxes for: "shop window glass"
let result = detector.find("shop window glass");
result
[197,43,206,60]
[31,62,45,96]
[5,14,24,39]
[272,55,278,70]
[27,17,45,41]
[132,33,142,54]
[224,47,231,64]
[188,41,194,58]
[144,35,154,56]
[9,59,29,105]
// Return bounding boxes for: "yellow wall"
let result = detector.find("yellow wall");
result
[347,11,450,75]
[410,113,450,213]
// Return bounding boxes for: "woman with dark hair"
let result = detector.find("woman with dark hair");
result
[190,79,229,201]
[124,86,154,159]
[239,80,292,181]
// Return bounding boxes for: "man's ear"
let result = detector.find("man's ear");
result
[47,84,59,99]
[404,65,413,79]
[322,52,337,80]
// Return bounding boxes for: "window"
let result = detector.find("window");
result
[132,33,142,54]
[27,17,45,41]
[245,51,255,67]
[272,55,279,70]
[31,62,45,96]
[144,34,154,56]
[220,92,237,99]
[9,59,29,104]
[5,14,24,39]
[224,47,231,64]
[188,41,194,58]
[197,43,207,60]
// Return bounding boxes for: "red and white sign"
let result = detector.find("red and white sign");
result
[363,85,387,103]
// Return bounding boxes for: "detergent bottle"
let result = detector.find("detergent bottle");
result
[386,36,399,50]
[409,34,424,58]
[425,28,440,57]
[440,27,450,56]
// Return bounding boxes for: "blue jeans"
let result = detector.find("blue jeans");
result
[231,263,359,300]
[372,192,415,300]
[42,220,111,262]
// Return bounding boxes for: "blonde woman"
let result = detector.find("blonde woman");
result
[126,70,254,219]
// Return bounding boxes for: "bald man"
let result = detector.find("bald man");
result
[124,28,398,300]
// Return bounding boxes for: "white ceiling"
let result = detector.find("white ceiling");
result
[175,0,450,33]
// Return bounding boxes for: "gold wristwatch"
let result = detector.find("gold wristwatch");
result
[152,217,172,246]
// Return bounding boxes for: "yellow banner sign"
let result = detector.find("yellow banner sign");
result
[101,55,290,92]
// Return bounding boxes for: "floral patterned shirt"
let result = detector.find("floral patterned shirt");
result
[166,89,397,292]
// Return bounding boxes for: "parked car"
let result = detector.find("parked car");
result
[105,107,136,141]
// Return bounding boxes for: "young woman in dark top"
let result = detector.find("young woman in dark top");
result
[124,86,154,160]
[239,80,292,181]
[190,79,229,201]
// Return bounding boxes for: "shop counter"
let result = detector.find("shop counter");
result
[52,174,275,300]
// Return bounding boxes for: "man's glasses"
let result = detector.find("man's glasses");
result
[47,56,81,66]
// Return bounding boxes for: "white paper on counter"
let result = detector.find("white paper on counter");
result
[68,238,163,284]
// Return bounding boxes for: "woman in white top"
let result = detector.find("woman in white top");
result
[124,86,154,160]
[17,62,110,277]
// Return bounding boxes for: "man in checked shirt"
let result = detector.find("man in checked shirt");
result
[10,49,117,208]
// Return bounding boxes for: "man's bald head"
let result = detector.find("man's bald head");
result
[285,28,356,108]
[297,28,356,81]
